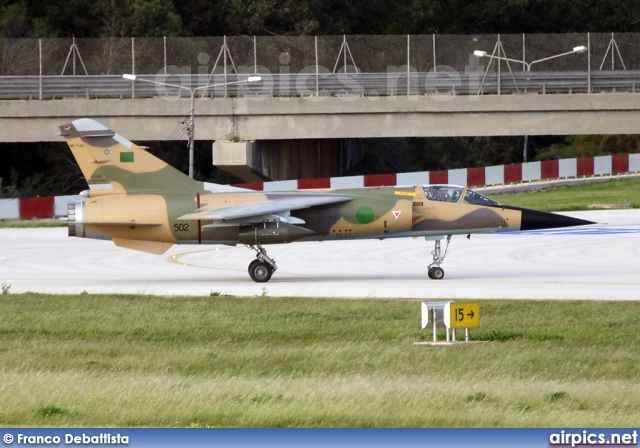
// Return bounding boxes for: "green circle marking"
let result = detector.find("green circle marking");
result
[356,206,375,224]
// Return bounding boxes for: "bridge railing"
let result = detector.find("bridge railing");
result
[1,33,640,99]
[1,71,639,100]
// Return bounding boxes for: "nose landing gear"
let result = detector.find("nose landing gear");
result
[427,235,451,280]
[247,244,278,282]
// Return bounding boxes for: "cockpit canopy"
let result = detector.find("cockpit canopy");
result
[422,185,499,206]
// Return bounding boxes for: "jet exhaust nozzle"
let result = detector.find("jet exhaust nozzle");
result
[67,201,86,238]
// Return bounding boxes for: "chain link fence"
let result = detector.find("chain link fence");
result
[1,33,640,97]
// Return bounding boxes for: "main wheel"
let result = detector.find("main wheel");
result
[248,260,273,283]
[430,266,445,280]
[428,268,435,279]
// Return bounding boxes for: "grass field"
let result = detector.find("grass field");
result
[0,219,66,228]
[487,177,640,211]
[1,294,639,427]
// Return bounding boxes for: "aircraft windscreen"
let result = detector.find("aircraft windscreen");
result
[423,185,463,203]
[464,189,499,206]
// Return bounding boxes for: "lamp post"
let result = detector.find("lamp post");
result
[473,46,587,72]
[473,46,587,162]
[123,73,262,179]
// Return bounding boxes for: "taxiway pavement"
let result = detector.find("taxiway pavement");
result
[1,210,638,300]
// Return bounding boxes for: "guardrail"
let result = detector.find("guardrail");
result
[1,71,640,100]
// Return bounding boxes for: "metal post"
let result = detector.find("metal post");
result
[432,308,437,342]
[131,37,135,98]
[452,328,456,342]
[189,91,195,179]
[523,135,528,163]
[611,32,615,70]
[497,34,501,95]
[223,35,228,97]
[522,33,526,72]
[446,327,450,342]
[343,35,347,73]
[254,36,257,74]
[72,37,76,75]
[38,39,42,100]
[163,36,167,75]
[315,36,319,96]
[407,34,410,95]
[432,34,436,72]
[465,328,469,342]
[587,33,591,93]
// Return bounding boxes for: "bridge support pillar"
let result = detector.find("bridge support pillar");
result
[213,139,362,182]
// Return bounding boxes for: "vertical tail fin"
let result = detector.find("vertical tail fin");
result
[59,118,201,193]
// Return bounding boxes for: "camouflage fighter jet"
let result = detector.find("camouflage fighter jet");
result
[60,118,593,282]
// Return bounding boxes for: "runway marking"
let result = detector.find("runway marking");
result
[166,247,242,272]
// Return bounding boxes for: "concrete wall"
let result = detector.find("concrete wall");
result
[213,138,362,181]
[3,93,640,142]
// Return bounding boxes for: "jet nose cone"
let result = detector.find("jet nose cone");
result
[519,208,595,231]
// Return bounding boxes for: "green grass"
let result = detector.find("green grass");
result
[488,178,640,211]
[0,219,66,228]
[1,294,639,427]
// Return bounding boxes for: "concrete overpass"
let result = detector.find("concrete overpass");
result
[2,92,640,180]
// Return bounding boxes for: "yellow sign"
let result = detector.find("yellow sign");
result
[445,302,480,328]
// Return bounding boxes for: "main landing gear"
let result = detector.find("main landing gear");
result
[247,244,278,282]
[427,235,451,280]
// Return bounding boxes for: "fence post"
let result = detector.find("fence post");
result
[587,33,591,93]
[72,37,76,75]
[343,35,347,73]
[432,34,436,72]
[407,34,410,95]
[522,33,526,71]
[131,37,135,98]
[497,34,501,95]
[315,36,319,96]
[38,39,42,100]
[223,35,228,97]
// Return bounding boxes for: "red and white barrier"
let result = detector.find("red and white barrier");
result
[0,195,81,220]
[234,153,640,191]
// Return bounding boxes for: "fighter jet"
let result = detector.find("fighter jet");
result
[60,118,593,282]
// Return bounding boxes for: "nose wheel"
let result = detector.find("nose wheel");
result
[247,244,277,283]
[427,235,451,280]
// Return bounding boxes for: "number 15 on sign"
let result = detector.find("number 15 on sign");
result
[444,302,480,328]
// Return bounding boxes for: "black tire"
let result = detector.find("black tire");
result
[427,268,435,279]
[248,260,273,283]
[431,267,445,280]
